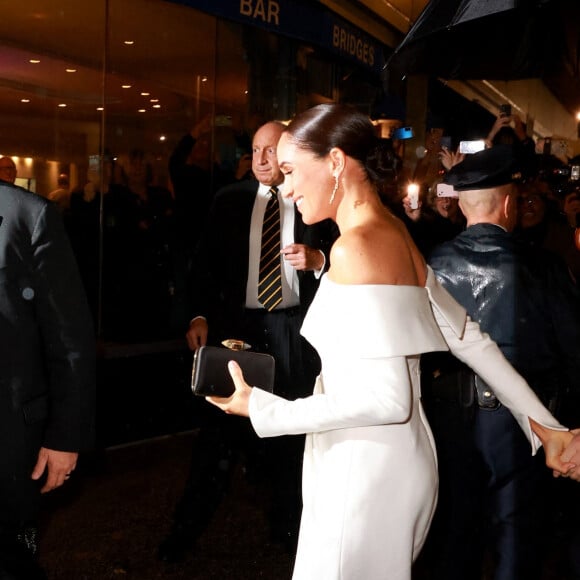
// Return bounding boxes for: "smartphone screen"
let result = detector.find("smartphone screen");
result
[459,140,486,154]
[499,104,511,118]
[436,183,458,198]
[392,126,413,140]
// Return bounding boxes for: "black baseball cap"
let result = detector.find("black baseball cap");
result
[444,144,522,191]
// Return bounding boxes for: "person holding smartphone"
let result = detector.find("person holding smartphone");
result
[486,106,535,153]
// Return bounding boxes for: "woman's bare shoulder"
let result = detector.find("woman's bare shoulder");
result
[330,220,425,285]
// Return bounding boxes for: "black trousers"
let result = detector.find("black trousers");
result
[0,527,45,580]
[0,412,45,579]
[422,399,547,580]
[171,306,319,544]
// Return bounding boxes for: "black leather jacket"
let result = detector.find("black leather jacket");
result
[428,223,580,401]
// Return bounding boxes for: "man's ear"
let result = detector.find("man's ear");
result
[503,188,518,231]
[504,189,517,219]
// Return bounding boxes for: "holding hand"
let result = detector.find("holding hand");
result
[206,360,252,417]
[561,429,580,481]
[486,115,512,143]
[530,420,576,477]
[401,194,423,222]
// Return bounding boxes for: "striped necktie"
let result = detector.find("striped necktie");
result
[258,186,282,311]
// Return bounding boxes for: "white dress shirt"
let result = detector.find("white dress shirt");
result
[245,183,300,309]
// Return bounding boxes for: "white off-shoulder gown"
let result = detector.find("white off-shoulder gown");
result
[249,268,566,580]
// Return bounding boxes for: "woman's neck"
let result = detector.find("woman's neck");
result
[335,182,385,232]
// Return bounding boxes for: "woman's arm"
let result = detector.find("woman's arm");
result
[425,268,574,474]
[208,357,413,438]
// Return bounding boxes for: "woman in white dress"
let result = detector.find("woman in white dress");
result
[207,104,574,580]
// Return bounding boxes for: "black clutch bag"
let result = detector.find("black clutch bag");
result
[191,346,275,397]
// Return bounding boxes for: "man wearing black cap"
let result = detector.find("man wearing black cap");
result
[421,144,580,580]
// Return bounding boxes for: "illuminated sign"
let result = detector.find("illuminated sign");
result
[167,0,385,73]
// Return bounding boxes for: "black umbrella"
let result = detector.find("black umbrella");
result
[384,0,564,81]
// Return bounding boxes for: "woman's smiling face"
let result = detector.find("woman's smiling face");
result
[277,132,333,225]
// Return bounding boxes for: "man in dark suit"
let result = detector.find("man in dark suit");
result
[158,121,337,562]
[0,181,96,579]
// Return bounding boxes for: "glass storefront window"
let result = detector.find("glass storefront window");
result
[1,0,385,345]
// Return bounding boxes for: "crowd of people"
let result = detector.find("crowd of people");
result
[391,111,580,283]
[1,103,580,580]
[391,110,580,580]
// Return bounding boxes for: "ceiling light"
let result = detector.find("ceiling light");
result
[96,107,104,111]
[140,92,150,96]
[122,84,131,89]
[150,98,159,103]
[21,99,30,103]
[576,111,580,121]
[138,109,146,113]
[29,59,40,64]
[124,40,134,45]
[58,103,67,108]
[159,136,166,141]
[153,104,161,109]
[201,76,208,82]
[66,68,77,73]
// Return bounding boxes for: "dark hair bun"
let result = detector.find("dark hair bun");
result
[366,138,399,187]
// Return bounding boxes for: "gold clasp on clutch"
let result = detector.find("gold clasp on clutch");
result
[221,339,251,351]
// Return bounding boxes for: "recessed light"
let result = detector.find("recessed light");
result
[138,109,146,113]
[21,99,30,103]
[201,76,208,82]
[140,92,150,96]
[58,103,67,108]
[96,107,104,111]
[153,104,161,109]
[29,59,40,64]
[66,68,77,73]
[150,98,159,103]
[159,136,166,141]
[124,40,134,45]
[122,84,131,89]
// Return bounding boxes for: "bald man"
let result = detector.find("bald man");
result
[0,157,17,184]
[158,121,338,563]
[422,144,580,580]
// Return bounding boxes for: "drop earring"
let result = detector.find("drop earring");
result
[329,174,339,205]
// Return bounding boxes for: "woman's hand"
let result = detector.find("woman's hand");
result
[530,420,576,477]
[205,361,252,417]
